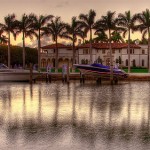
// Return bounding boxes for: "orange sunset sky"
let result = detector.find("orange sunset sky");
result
[1,0,150,47]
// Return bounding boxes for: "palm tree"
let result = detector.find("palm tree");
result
[134,9,150,72]
[62,17,83,66]
[31,14,53,70]
[0,29,8,44]
[79,9,96,63]
[117,11,137,73]
[45,17,67,72]
[111,31,124,43]
[93,30,108,43]
[95,11,116,83]
[16,13,37,69]
[0,14,17,68]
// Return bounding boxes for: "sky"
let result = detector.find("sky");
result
[1,0,150,47]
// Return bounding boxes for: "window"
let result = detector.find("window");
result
[112,49,115,54]
[130,49,132,54]
[133,59,136,67]
[142,59,144,66]
[119,49,121,53]
[102,49,105,54]
[83,49,89,54]
[142,49,145,54]
[53,49,55,53]
[126,59,128,66]
[133,49,134,54]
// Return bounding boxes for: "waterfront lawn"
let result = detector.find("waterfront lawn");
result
[123,68,148,73]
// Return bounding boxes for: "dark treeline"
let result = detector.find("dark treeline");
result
[0,45,37,67]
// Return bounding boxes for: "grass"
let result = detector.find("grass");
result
[123,68,148,73]
[40,67,148,73]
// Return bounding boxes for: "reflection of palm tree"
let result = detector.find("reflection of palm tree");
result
[117,11,136,73]
[79,9,96,63]
[31,14,53,70]
[52,84,60,126]
[45,17,66,72]
[0,14,17,68]
[134,9,150,72]
[72,83,77,126]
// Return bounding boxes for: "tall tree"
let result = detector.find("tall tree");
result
[62,17,83,65]
[79,9,96,63]
[0,29,8,44]
[95,11,116,83]
[16,13,36,69]
[45,17,67,71]
[117,11,137,73]
[111,30,124,43]
[0,14,17,68]
[134,9,150,72]
[31,14,53,70]
[93,30,108,43]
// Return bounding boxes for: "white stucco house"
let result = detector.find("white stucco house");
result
[40,43,148,68]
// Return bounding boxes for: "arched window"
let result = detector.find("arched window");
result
[85,59,88,64]
[142,50,145,54]
[126,59,128,66]
[133,59,136,67]
[142,59,144,66]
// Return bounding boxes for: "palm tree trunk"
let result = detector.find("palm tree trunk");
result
[8,31,11,68]
[23,32,25,69]
[72,37,75,63]
[55,37,58,72]
[90,28,92,64]
[109,29,113,84]
[72,39,75,72]
[128,28,131,73]
[148,27,150,72]
[38,29,41,70]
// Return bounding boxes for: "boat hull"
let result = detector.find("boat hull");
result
[0,71,40,82]
[74,64,128,79]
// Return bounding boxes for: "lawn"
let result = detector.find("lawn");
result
[123,68,148,73]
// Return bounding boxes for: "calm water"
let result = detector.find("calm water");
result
[0,81,150,150]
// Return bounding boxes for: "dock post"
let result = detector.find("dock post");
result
[114,77,118,84]
[30,63,33,84]
[97,78,101,84]
[46,65,52,83]
[67,61,70,83]
[62,64,67,83]
[80,72,85,83]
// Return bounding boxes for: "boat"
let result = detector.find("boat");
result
[0,63,41,82]
[74,63,128,79]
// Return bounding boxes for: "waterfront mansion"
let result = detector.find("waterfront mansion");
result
[40,43,147,68]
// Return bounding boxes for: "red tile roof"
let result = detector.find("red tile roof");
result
[41,43,72,49]
[41,42,141,50]
[77,43,141,49]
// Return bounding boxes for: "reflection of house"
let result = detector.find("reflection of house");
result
[40,43,147,68]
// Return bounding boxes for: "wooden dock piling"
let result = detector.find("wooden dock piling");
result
[30,63,33,84]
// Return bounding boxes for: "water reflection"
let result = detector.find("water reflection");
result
[0,82,150,149]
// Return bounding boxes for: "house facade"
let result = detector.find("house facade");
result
[40,43,148,68]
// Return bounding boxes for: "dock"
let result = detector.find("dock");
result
[36,72,150,82]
